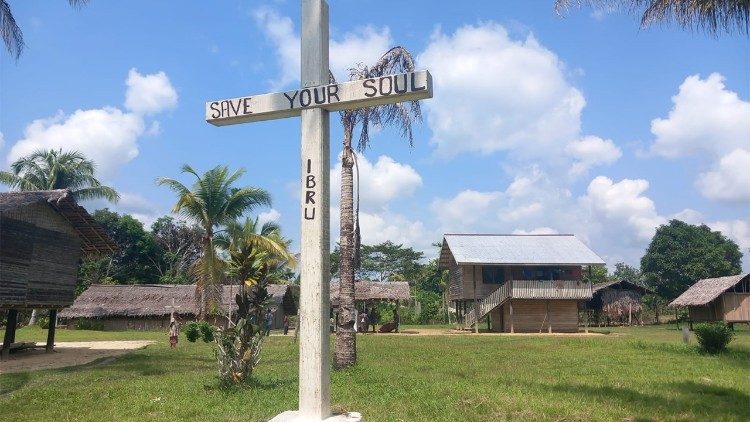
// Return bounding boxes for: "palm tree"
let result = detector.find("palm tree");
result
[334,47,423,369]
[157,164,271,319]
[0,148,118,324]
[218,217,297,288]
[555,0,749,35]
[1,0,89,60]
[0,149,119,202]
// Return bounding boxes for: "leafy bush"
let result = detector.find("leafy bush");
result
[74,319,104,330]
[37,316,49,329]
[214,281,273,386]
[199,321,215,342]
[184,321,201,342]
[693,322,735,354]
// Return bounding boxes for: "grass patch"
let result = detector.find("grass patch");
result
[1,324,748,421]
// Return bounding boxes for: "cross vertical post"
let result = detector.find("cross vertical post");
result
[298,0,331,419]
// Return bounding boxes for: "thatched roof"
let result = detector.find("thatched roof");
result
[592,280,655,296]
[669,274,749,307]
[0,189,117,255]
[329,280,411,306]
[59,284,290,319]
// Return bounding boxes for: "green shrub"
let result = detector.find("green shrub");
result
[37,316,49,329]
[74,319,104,330]
[199,321,215,342]
[693,322,735,354]
[184,321,200,342]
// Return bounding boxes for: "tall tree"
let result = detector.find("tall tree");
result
[357,241,424,282]
[217,217,297,288]
[555,0,749,35]
[641,220,742,299]
[0,149,119,202]
[334,47,423,368]
[157,165,271,319]
[612,262,644,285]
[150,216,204,284]
[1,0,89,60]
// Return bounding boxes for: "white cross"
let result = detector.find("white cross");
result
[205,1,432,419]
[165,298,180,321]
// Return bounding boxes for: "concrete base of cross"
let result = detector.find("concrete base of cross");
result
[269,410,362,422]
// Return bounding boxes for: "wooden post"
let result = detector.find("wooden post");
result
[547,300,552,334]
[628,303,632,326]
[472,268,479,333]
[46,309,57,353]
[585,309,589,334]
[2,309,18,359]
[509,301,514,333]
[298,1,331,418]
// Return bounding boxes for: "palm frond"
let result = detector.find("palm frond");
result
[1,0,24,60]
[73,186,121,203]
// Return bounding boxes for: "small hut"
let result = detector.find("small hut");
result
[669,274,750,328]
[587,280,655,326]
[1,190,117,357]
[330,280,411,331]
[59,283,296,330]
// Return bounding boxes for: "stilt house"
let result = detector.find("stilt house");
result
[669,274,750,326]
[439,234,605,333]
[1,190,117,357]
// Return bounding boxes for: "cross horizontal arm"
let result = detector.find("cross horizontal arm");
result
[206,70,432,126]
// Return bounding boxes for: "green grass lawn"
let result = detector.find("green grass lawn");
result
[2,324,749,421]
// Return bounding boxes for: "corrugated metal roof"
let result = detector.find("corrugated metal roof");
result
[440,234,604,266]
[669,274,748,307]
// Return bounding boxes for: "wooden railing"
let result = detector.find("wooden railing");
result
[464,282,510,329]
[510,279,592,299]
[462,280,592,329]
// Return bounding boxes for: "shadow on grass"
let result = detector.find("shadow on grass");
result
[627,340,750,369]
[526,380,750,420]
[203,376,297,395]
[0,371,30,396]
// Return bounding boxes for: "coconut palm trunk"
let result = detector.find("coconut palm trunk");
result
[335,125,357,368]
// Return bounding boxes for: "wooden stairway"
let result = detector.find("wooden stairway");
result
[464,282,511,329]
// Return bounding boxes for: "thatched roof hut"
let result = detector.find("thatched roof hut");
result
[669,274,750,324]
[59,284,295,330]
[329,280,411,307]
[1,189,117,355]
[587,280,655,325]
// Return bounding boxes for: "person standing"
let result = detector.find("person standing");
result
[283,315,290,335]
[168,318,180,348]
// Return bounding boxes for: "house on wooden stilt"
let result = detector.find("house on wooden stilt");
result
[439,234,605,333]
[669,274,750,328]
[1,190,117,358]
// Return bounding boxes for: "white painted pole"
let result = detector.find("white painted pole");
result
[298,0,331,419]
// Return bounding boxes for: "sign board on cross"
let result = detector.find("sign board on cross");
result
[206,70,432,126]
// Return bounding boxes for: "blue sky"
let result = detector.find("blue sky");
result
[1,1,749,271]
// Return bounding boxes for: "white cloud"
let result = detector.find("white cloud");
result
[329,206,430,253]
[582,176,666,244]
[696,148,750,203]
[709,220,750,252]
[431,190,502,229]
[6,70,176,179]
[331,154,422,211]
[0,131,4,150]
[650,73,750,159]
[512,227,559,235]
[565,136,622,177]
[7,108,144,179]
[418,22,586,158]
[124,68,178,115]
[254,8,392,88]
[670,208,704,225]
[258,208,281,226]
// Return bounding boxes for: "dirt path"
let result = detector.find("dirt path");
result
[1,341,155,374]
